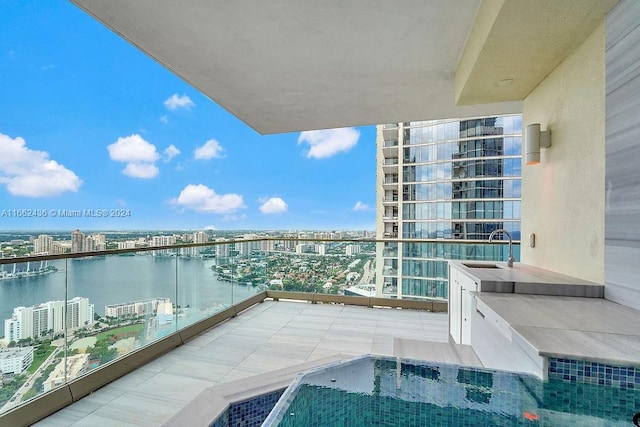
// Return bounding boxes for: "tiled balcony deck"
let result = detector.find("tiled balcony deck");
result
[35,300,451,426]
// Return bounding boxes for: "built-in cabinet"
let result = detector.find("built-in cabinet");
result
[449,264,478,345]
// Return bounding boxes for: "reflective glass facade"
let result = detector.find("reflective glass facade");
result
[377,116,522,300]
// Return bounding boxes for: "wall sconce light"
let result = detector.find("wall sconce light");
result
[525,123,551,165]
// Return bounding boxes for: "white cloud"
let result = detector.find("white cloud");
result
[259,197,288,214]
[203,225,217,230]
[298,127,360,159]
[107,134,159,163]
[171,184,245,214]
[163,144,181,162]
[107,134,160,179]
[164,94,194,111]
[194,139,224,160]
[159,115,168,125]
[0,133,82,197]
[353,201,369,211]
[122,162,159,179]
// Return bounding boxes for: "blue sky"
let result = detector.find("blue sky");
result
[0,1,376,231]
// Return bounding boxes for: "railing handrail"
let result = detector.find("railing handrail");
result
[0,237,519,265]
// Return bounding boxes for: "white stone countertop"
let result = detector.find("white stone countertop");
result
[475,293,640,367]
[450,261,604,297]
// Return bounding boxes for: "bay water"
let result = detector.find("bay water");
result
[0,254,258,336]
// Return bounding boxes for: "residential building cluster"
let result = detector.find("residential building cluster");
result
[3,297,94,342]
[104,298,172,320]
[0,230,373,259]
[71,230,106,253]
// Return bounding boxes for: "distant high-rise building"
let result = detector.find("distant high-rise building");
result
[193,231,208,244]
[4,297,94,341]
[376,115,522,300]
[346,244,361,256]
[260,240,276,253]
[156,301,174,325]
[150,235,176,247]
[71,229,84,253]
[117,241,137,250]
[215,238,231,258]
[85,234,106,252]
[104,298,171,319]
[52,241,71,254]
[33,235,54,254]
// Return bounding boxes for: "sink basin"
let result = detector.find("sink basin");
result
[462,263,501,269]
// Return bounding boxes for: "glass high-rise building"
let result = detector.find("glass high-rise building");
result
[376,115,522,300]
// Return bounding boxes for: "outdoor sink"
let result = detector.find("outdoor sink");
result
[462,263,501,269]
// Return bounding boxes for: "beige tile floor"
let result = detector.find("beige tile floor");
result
[35,300,451,426]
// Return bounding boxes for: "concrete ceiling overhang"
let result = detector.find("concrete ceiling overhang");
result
[455,0,619,105]
[71,0,523,134]
[70,1,616,134]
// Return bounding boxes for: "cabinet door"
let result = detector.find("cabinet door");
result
[459,273,478,345]
[448,265,461,343]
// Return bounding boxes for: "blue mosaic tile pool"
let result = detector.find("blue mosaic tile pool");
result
[209,389,284,427]
[262,356,640,426]
[548,357,639,389]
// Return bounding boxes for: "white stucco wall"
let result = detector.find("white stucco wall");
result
[521,23,605,284]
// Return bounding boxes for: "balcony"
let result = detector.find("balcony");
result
[382,125,399,142]
[382,175,399,190]
[382,249,398,258]
[0,238,448,425]
[2,236,638,426]
[382,267,397,276]
[382,140,399,157]
[382,195,399,206]
[31,297,448,426]
[382,158,399,173]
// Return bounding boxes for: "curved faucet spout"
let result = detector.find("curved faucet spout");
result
[489,229,514,267]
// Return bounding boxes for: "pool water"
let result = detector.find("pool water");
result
[263,356,640,426]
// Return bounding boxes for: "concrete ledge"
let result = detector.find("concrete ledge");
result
[233,292,268,315]
[393,338,483,367]
[0,386,73,427]
[164,354,350,427]
[178,306,237,343]
[266,290,447,312]
[179,292,267,343]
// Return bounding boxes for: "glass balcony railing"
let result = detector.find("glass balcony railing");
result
[0,238,380,414]
[0,236,519,417]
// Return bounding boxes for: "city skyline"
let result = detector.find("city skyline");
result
[0,2,376,231]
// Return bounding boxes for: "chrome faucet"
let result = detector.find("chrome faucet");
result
[489,229,514,267]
